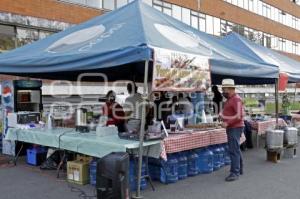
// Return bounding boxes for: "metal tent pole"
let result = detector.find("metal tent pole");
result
[133,60,149,199]
[275,78,279,127]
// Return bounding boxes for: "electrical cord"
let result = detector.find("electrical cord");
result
[58,129,76,150]
[67,182,97,199]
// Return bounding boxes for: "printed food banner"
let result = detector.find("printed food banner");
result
[152,47,211,92]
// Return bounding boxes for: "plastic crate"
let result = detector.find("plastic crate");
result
[26,148,47,166]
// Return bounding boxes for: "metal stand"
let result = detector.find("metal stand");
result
[275,78,279,128]
[13,143,24,166]
[134,60,149,199]
[56,150,67,178]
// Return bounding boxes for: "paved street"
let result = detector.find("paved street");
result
[0,145,300,199]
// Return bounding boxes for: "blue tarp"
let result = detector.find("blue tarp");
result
[221,32,300,82]
[0,0,279,84]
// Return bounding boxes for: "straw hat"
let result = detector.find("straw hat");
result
[221,79,236,88]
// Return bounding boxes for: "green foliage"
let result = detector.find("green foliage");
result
[243,98,259,107]
[265,102,300,114]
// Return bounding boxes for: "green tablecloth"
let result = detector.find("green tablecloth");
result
[5,128,162,158]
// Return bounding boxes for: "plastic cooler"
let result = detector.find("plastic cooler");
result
[26,147,47,166]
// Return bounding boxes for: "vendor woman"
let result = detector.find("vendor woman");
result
[102,90,125,132]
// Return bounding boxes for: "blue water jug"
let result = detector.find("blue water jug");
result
[177,153,188,180]
[223,144,231,165]
[161,154,178,184]
[130,158,147,191]
[187,151,199,176]
[197,148,214,174]
[218,145,225,167]
[211,146,221,171]
[89,159,97,186]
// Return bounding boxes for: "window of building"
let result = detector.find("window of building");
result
[243,0,249,10]
[143,0,152,6]
[278,11,286,25]
[88,0,103,8]
[238,0,244,8]
[103,0,115,10]
[292,42,299,54]
[172,5,182,21]
[274,7,279,23]
[278,38,287,52]
[162,2,172,16]
[271,36,279,50]
[292,16,298,29]
[213,17,221,36]
[244,27,254,40]
[16,27,39,47]
[252,0,258,14]
[182,7,191,25]
[206,15,214,34]
[262,2,271,18]
[231,0,238,6]
[286,40,293,53]
[257,0,263,15]
[153,5,162,11]
[116,0,127,8]
[191,11,199,30]
[286,14,293,27]
[224,0,300,31]
[39,31,52,39]
[0,24,16,52]
[199,13,206,32]
[220,20,227,36]
[248,0,254,12]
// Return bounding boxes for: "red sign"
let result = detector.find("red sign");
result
[278,73,289,91]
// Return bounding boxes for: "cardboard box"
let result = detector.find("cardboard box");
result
[76,154,93,163]
[67,160,90,185]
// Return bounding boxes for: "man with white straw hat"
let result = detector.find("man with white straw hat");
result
[220,79,245,182]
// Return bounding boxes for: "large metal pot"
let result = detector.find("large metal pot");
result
[76,108,88,127]
[284,127,298,146]
[266,129,284,149]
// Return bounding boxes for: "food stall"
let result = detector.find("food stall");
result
[0,1,280,198]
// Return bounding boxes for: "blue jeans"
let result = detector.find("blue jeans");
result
[227,127,244,176]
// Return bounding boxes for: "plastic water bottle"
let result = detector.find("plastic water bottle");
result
[197,148,214,174]
[161,155,178,184]
[129,158,147,191]
[89,159,97,186]
[47,113,53,130]
[211,146,221,171]
[219,145,225,167]
[177,153,188,180]
[187,151,199,176]
[223,144,231,165]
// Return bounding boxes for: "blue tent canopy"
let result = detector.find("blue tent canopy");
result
[0,1,279,84]
[221,32,300,83]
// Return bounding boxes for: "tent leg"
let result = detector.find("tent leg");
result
[275,78,279,128]
[133,61,149,199]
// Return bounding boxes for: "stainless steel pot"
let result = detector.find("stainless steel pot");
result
[266,129,284,149]
[76,108,88,127]
[284,127,298,146]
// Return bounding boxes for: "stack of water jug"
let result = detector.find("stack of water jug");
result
[89,156,148,191]
[149,144,231,184]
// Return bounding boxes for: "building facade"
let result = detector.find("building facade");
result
[0,0,300,60]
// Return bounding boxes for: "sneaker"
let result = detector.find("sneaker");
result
[225,174,239,182]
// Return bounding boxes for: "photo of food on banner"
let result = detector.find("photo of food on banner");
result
[153,49,210,92]
[148,48,222,134]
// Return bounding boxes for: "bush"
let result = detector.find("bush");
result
[244,98,259,108]
[265,102,300,114]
